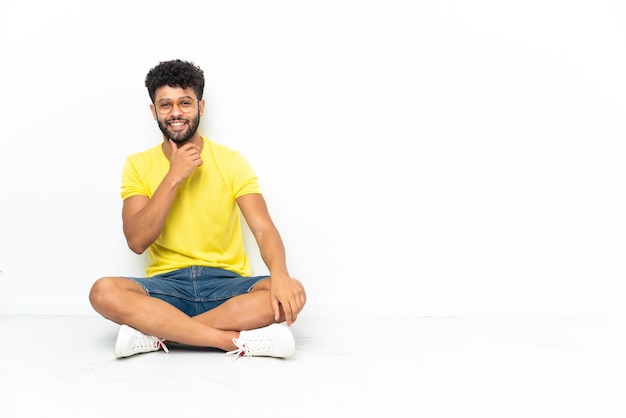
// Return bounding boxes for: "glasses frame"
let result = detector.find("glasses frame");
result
[153,97,201,115]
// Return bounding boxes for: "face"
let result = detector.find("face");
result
[151,86,204,144]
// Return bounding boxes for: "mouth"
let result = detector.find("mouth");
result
[167,119,188,131]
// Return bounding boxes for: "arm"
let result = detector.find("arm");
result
[237,193,306,325]
[123,140,202,254]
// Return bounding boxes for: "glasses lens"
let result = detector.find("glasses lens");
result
[179,99,194,111]
[156,101,172,114]
[155,99,196,114]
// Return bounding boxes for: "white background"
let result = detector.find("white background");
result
[0,0,624,318]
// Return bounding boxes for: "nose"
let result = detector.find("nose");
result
[171,102,184,116]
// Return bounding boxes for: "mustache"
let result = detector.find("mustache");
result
[165,117,188,123]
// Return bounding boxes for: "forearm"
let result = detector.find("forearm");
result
[257,228,290,279]
[123,174,180,253]
[256,226,306,325]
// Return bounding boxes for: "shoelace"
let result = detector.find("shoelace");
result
[224,338,249,361]
[157,339,170,353]
[133,334,170,353]
[224,334,279,360]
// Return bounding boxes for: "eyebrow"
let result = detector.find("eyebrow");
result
[156,96,194,102]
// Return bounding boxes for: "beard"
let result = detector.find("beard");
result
[157,110,201,145]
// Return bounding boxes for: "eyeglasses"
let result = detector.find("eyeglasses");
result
[154,98,199,115]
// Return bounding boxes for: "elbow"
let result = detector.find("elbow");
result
[126,238,148,255]
[129,246,146,255]
[123,228,150,254]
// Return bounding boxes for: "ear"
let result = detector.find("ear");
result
[198,99,206,116]
[150,104,158,120]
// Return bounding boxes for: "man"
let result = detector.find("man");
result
[89,59,306,359]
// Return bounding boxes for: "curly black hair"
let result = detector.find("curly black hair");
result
[145,59,205,103]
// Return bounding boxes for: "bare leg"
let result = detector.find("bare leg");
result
[192,278,283,331]
[89,277,279,352]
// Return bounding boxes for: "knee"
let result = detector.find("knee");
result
[88,277,119,312]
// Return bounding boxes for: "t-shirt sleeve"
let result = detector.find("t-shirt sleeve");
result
[120,157,149,200]
[229,151,262,198]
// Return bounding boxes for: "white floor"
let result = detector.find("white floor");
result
[0,313,624,417]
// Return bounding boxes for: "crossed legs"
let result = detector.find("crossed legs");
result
[88,276,280,352]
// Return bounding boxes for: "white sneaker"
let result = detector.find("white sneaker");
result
[114,324,169,358]
[226,323,295,360]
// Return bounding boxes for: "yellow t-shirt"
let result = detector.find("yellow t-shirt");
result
[120,136,261,277]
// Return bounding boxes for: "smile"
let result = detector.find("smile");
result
[167,120,188,130]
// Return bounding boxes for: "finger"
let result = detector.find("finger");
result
[284,300,295,325]
[272,297,281,322]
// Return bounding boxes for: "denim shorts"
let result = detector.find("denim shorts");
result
[127,266,268,317]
